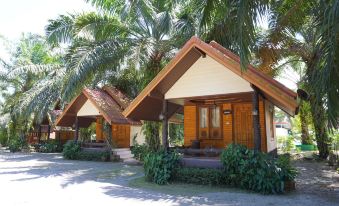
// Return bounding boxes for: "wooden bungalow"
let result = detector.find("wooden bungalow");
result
[26,110,73,144]
[55,86,144,148]
[123,37,299,155]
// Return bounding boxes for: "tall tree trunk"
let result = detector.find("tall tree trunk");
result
[309,95,330,159]
[299,101,312,145]
[144,121,160,152]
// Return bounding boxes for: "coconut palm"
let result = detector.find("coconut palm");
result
[45,0,185,100]
[0,34,63,135]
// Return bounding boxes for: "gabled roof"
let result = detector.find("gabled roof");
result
[55,86,141,127]
[123,36,299,120]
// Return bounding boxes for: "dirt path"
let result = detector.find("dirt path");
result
[294,159,339,201]
[0,150,338,206]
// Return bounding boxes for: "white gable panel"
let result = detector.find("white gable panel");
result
[165,55,253,99]
[77,100,100,116]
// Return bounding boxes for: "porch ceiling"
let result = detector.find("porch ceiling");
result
[167,92,253,106]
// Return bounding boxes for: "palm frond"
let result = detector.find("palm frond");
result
[46,14,76,47]
[75,12,128,41]
[7,64,62,78]
[62,39,127,101]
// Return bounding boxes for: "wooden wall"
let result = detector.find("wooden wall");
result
[111,124,130,148]
[27,130,73,144]
[95,116,131,148]
[183,105,197,146]
[56,131,74,144]
[183,100,267,152]
[96,117,104,142]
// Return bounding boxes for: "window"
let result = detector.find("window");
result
[198,105,222,139]
[199,107,208,128]
[211,107,220,128]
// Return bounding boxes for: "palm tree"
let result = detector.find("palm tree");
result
[45,0,185,100]
[0,34,63,136]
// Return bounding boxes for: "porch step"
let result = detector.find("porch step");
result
[112,148,140,164]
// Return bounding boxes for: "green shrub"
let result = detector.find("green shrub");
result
[8,138,26,152]
[276,154,298,181]
[77,150,111,161]
[62,141,81,160]
[238,151,284,194]
[38,141,63,153]
[62,141,111,161]
[173,167,225,186]
[144,149,179,185]
[220,144,248,185]
[131,143,149,161]
[220,144,298,194]
[0,129,8,146]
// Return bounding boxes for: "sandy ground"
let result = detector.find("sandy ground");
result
[0,150,338,206]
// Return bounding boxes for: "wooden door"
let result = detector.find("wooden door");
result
[233,103,254,149]
[112,124,130,148]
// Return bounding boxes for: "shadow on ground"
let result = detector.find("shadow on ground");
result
[0,149,338,206]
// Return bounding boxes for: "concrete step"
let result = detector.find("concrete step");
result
[123,158,141,165]
[112,148,130,152]
[112,148,139,163]
[118,153,134,159]
[112,150,132,156]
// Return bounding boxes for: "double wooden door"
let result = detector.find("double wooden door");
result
[233,103,254,149]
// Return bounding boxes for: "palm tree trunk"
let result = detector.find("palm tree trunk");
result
[309,95,330,159]
[299,101,312,145]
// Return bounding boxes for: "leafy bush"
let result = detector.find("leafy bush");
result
[144,149,179,185]
[38,141,62,153]
[173,167,225,186]
[276,154,298,181]
[77,150,111,161]
[62,141,111,161]
[220,144,248,185]
[0,129,8,146]
[62,141,81,160]
[8,138,26,152]
[221,144,298,194]
[131,143,149,161]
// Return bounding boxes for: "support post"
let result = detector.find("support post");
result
[74,116,79,142]
[47,125,51,142]
[162,99,168,151]
[252,85,261,152]
[58,132,61,145]
[38,125,42,143]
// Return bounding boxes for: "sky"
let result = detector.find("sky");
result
[0,0,94,61]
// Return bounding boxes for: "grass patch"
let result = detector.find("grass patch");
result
[129,176,244,196]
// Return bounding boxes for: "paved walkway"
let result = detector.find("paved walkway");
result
[0,150,338,206]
